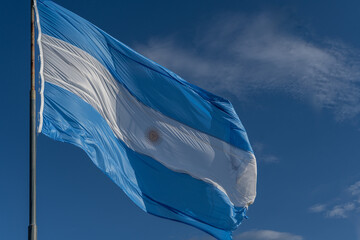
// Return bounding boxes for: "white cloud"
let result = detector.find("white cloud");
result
[348,181,360,196]
[189,229,303,240]
[252,142,280,164]
[327,203,356,218]
[135,13,360,120]
[308,204,326,213]
[310,180,360,219]
[234,230,303,240]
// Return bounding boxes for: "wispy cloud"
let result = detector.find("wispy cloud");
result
[309,180,360,219]
[234,229,303,240]
[135,13,360,120]
[252,142,280,164]
[349,181,360,196]
[189,229,303,240]
[308,204,327,213]
[327,203,356,218]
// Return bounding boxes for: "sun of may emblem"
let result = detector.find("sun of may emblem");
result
[147,129,160,143]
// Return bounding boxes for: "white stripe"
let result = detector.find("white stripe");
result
[40,34,257,207]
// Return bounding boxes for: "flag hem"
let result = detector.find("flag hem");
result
[34,0,45,133]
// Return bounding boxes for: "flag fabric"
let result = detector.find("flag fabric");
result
[35,0,257,239]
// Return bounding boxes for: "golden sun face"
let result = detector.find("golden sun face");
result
[147,129,160,143]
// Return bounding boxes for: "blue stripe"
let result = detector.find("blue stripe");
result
[42,82,247,240]
[37,0,253,153]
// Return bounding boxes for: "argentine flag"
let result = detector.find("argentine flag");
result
[35,0,257,239]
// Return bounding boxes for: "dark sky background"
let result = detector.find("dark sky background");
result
[1,0,360,239]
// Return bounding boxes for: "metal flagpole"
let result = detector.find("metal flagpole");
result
[29,0,37,239]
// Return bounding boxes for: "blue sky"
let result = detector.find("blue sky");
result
[1,0,360,239]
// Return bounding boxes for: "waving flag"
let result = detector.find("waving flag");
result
[35,0,257,239]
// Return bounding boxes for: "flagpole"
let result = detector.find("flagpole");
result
[29,0,37,239]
